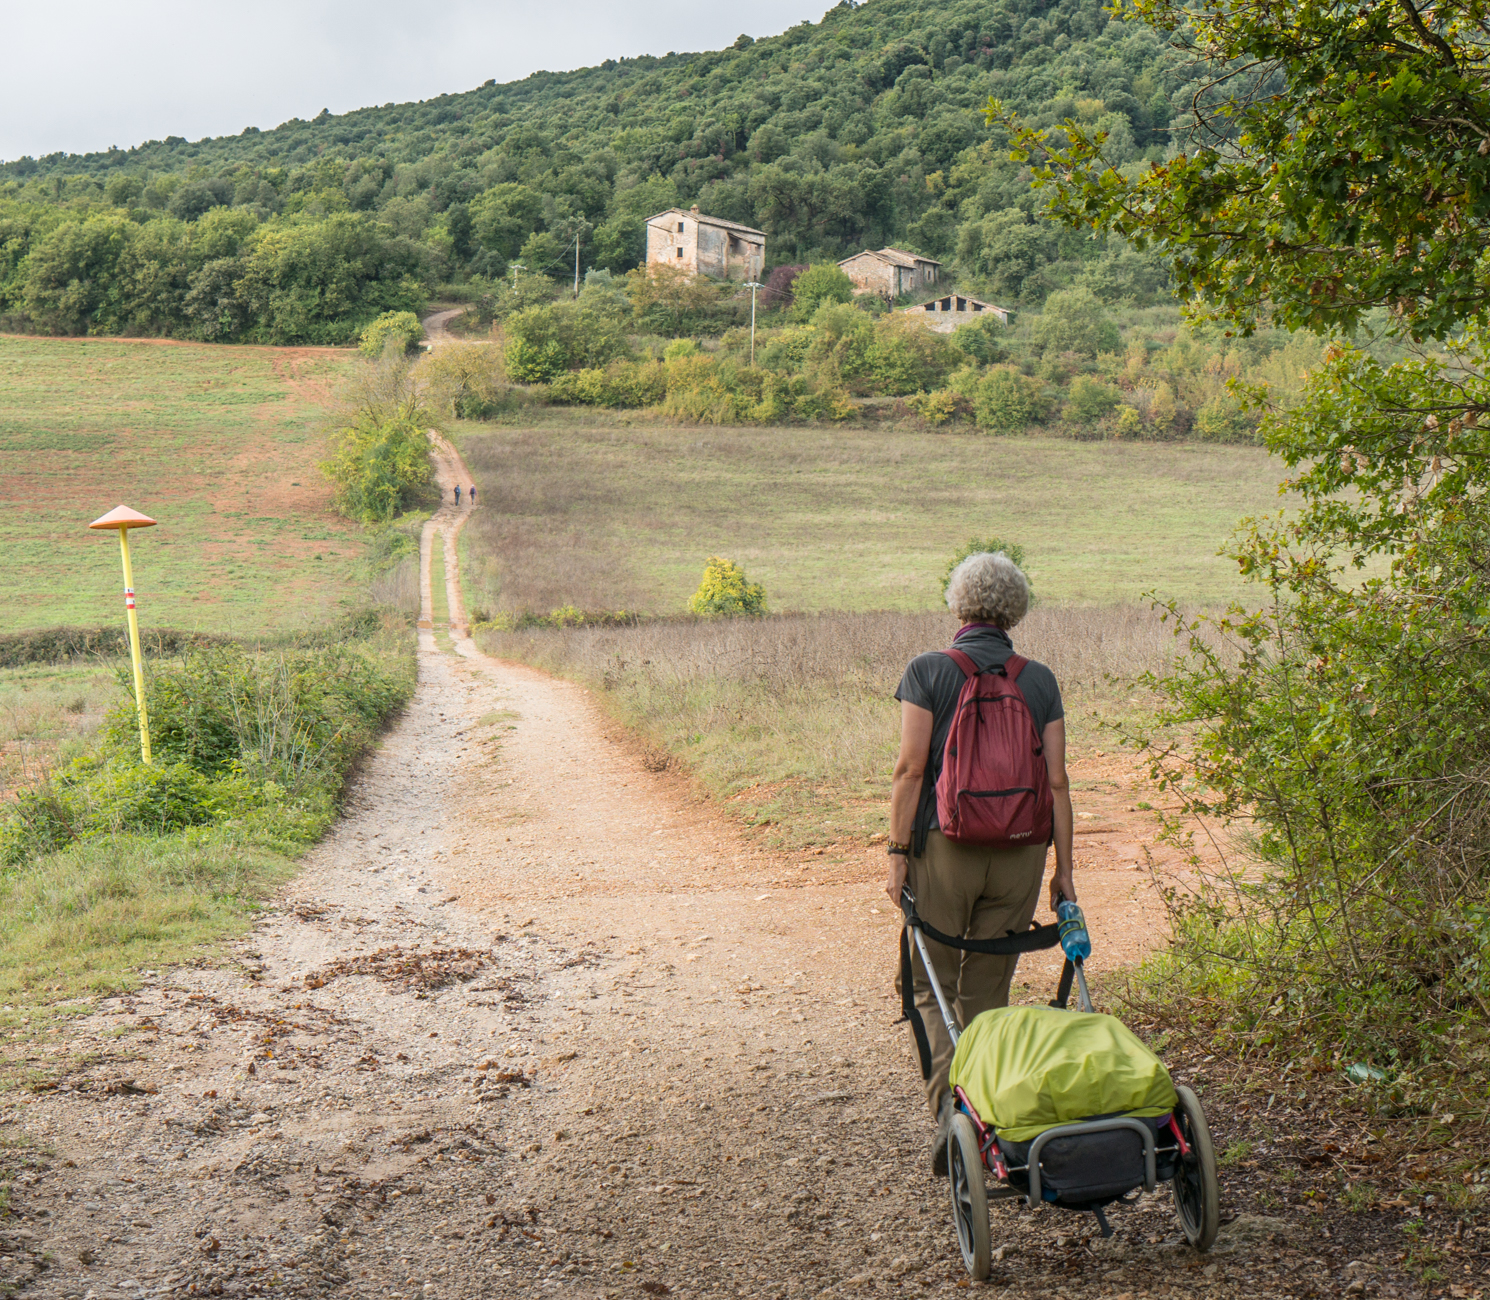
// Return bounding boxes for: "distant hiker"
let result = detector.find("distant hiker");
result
[886,550,1074,1176]
[454,485,462,505]
[469,484,476,504]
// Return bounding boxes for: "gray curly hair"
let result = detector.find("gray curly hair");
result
[944,551,1030,629]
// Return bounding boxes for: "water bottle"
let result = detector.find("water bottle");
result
[1056,899,1092,962]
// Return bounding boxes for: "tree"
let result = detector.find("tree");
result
[995,0,1490,1055]
[1031,287,1120,359]
[624,264,721,336]
[787,263,854,322]
[360,310,424,356]
[993,0,1490,341]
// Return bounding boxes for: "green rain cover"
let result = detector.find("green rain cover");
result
[949,1005,1178,1143]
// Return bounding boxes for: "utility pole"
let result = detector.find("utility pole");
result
[573,230,582,298]
[511,261,526,289]
[744,281,764,367]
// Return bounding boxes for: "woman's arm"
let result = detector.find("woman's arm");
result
[1043,717,1076,911]
[885,701,934,905]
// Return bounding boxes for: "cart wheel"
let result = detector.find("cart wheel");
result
[1172,1084,1220,1252]
[947,1112,991,1280]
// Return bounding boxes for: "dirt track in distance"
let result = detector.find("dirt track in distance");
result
[0,440,1453,1300]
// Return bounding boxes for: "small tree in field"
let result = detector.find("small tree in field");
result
[689,556,767,617]
[940,537,1029,596]
[359,310,424,357]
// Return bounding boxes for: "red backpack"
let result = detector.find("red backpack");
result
[934,648,1053,847]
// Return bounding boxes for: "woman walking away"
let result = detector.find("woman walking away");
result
[469,484,476,505]
[884,550,1074,1175]
[454,485,461,505]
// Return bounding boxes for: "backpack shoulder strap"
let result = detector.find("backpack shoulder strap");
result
[1004,653,1029,680]
[943,647,979,679]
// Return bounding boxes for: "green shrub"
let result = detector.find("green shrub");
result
[1032,288,1121,359]
[950,314,1009,366]
[906,388,969,425]
[972,366,1045,433]
[1192,392,1260,443]
[788,263,856,322]
[1115,405,1145,438]
[503,300,631,381]
[322,406,434,523]
[1065,374,1120,424]
[940,537,1028,595]
[359,310,424,357]
[758,326,817,372]
[864,316,960,396]
[689,557,767,617]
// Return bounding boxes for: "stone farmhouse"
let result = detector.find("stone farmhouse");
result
[902,293,1012,333]
[645,207,765,282]
[838,247,942,298]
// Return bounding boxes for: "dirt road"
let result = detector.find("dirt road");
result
[0,444,1437,1300]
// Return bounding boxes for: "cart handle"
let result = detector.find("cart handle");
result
[900,886,1061,955]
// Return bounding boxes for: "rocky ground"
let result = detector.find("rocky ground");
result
[0,443,1484,1300]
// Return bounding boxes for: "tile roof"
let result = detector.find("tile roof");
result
[646,208,765,237]
[838,247,942,269]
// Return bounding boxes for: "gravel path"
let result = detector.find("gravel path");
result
[0,442,1468,1300]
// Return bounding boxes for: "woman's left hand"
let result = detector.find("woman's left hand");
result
[1049,868,1076,913]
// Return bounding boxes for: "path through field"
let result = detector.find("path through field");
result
[0,442,1420,1300]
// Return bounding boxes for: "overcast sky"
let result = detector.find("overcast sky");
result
[2,0,839,163]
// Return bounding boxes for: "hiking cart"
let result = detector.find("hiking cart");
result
[900,887,1219,1281]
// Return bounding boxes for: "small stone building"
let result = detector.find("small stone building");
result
[838,247,942,298]
[903,293,1012,334]
[644,207,765,282]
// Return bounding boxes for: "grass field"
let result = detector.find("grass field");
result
[0,336,362,633]
[452,422,1290,617]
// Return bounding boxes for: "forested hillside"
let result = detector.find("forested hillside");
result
[0,0,1190,343]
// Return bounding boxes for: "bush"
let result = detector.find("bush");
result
[971,366,1046,433]
[322,405,434,523]
[359,310,424,357]
[906,388,969,425]
[1032,288,1121,359]
[864,316,960,395]
[1065,374,1120,424]
[949,313,1009,366]
[689,557,767,617]
[940,537,1028,595]
[503,300,632,381]
[788,263,855,321]
[1192,392,1260,443]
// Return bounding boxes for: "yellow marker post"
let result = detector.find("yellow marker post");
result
[88,505,158,764]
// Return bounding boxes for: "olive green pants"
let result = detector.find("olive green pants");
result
[897,830,1048,1120]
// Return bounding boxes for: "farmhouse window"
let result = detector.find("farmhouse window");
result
[676,247,683,257]
[677,221,685,232]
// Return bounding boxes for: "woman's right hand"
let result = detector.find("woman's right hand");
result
[885,854,909,907]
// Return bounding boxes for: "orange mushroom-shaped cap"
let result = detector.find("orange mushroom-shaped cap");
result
[88,505,157,531]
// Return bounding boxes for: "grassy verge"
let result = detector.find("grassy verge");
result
[0,619,414,1086]
[477,604,1177,852]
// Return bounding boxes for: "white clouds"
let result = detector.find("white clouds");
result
[2,0,836,161]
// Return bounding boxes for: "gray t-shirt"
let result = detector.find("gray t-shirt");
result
[894,625,1064,854]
